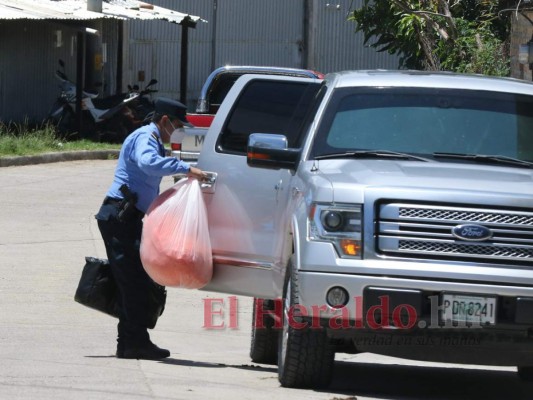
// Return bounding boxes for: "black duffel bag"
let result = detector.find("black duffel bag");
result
[74,256,166,329]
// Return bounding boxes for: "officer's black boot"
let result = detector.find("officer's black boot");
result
[122,341,171,360]
[116,321,170,360]
[116,323,125,358]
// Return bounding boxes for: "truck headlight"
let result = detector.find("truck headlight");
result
[308,203,363,258]
[322,211,344,231]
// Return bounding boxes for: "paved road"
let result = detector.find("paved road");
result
[1,160,532,400]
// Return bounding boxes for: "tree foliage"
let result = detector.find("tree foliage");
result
[349,0,510,76]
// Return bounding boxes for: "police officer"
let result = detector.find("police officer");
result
[96,97,208,360]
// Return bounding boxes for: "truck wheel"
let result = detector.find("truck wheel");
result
[277,257,335,388]
[250,298,278,364]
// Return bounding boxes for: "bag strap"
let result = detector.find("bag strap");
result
[151,132,165,157]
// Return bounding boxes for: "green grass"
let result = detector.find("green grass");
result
[0,123,121,157]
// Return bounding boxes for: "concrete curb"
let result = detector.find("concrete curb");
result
[0,150,120,167]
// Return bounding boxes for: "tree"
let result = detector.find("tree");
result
[349,0,510,76]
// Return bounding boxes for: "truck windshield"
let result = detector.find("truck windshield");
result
[311,87,533,162]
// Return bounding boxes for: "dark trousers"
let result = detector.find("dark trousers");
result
[96,200,155,348]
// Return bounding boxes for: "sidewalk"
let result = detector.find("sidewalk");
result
[0,150,120,167]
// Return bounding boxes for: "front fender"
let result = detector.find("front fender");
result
[275,199,307,296]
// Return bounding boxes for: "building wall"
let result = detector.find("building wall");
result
[0,19,117,124]
[311,1,400,71]
[127,0,400,109]
[126,8,213,104]
[0,20,76,123]
[126,0,309,107]
[0,0,400,124]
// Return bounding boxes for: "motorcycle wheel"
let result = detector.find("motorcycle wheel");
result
[53,108,76,137]
[98,118,129,144]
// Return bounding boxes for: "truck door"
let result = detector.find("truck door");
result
[198,76,321,298]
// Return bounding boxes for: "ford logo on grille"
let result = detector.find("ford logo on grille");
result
[452,224,493,242]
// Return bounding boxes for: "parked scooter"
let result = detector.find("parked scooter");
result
[126,78,158,125]
[48,60,139,143]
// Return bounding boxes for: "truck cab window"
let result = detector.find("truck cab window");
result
[208,73,241,113]
[217,80,321,155]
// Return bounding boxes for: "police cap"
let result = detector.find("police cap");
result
[154,97,193,127]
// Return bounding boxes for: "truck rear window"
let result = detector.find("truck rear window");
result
[217,80,321,155]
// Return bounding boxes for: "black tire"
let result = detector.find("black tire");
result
[79,112,98,141]
[250,298,279,365]
[56,108,76,137]
[518,366,533,381]
[98,117,129,144]
[277,257,335,388]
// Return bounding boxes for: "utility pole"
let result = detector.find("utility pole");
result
[304,0,318,71]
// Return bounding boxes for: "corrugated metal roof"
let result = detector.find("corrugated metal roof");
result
[0,0,204,25]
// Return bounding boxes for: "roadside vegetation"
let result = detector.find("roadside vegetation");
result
[350,0,510,75]
[0,122,120,158]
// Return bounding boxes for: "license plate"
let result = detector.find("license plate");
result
[441,294,497,325]
[182,135,204,152]
[182,128,207,152]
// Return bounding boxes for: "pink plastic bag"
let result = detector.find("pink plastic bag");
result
[140,178,213,288]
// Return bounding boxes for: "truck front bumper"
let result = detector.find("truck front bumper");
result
[297,271,533,365]
[298,270,533,328]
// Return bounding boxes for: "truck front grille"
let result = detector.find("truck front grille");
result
[377,203,533,264]
[399,208,533,226]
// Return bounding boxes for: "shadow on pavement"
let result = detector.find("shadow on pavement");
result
[160,357,277,373]
[325,361,533,400]
[84,355,277,373]
[87,354,531,399]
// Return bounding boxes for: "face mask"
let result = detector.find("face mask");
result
[172,127,186,143]
[168,120,185,142]
[167,119,177,135]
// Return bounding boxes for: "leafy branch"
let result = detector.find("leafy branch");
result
[349,0,510,75]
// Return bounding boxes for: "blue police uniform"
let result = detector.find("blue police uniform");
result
[95,99,193,360]
[106,122,191,212]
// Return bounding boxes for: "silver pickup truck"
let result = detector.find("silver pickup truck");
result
[197,70,533,389]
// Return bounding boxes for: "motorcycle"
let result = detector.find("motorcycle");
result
[48,60,139,143]
[126,78,158,125]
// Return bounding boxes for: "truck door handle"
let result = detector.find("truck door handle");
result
[292,187,301,198]
[275,179,283,203]
[200,171,217,193]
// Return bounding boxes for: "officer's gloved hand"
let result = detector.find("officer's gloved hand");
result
[188,166,209,182]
